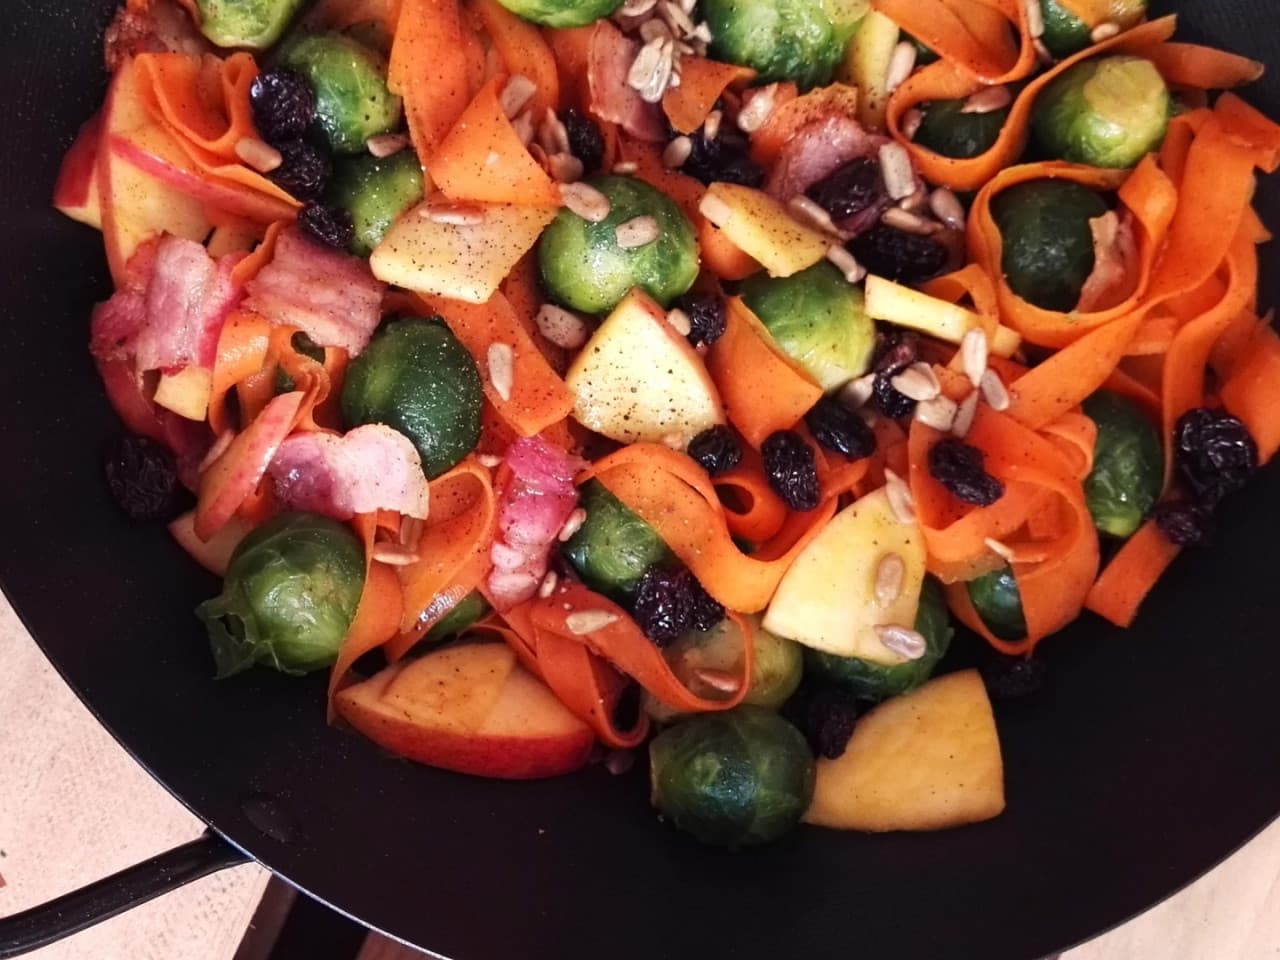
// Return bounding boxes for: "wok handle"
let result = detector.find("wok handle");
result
[0,830,250,958]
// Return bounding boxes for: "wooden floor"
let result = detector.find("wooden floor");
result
[3,591,1278,960]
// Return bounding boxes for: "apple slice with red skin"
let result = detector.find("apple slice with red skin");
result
[337,643,596,780]
[168,510,255,576]
[54,111,104,229]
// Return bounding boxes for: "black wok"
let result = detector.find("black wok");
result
[2,1,1279,957]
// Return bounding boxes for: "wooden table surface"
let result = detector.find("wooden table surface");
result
[2,591,1277,960]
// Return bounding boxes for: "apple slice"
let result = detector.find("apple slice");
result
[153,365,213,421]
[370,201,557,304]
[54,112,104,229]
[168,510,254,576]
[841,8,898,130]
[336,644,595,779]
[863,275,1022,358]
[763,488,926,661]
[565,288,725,445]
[804,670,1005,831]
[698,183,829,278]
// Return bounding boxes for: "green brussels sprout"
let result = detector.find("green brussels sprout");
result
[991,179,1108,312]
[538,176,699,315]
[967,565,1026,642]
[562,480,673,601]
[1039,0,1147,60]
[195,0,306,50]
[1081,391,1162,538]
[1031,55,1169,169]
[806,576,953,702]
[330,151,425,256]
[490,0,624,28]
[280,34,403,154]
[738,261,875,393]
[701,0,858,90]
[915,97,1011,159]
[197,513,365,677]
[424,591,492,643]
[644,616,804,724]
[649,706,815,846]
[341,317,483,479]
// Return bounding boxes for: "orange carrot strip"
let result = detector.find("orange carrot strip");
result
[662,57,755,134]
[389,0,472,162]
[1215,92,1280,173]
[1084,520,1180,628]
[872,0,1025,81]
[306,0,401,32]
[619,138,705,222]
[1221,323,1280,464]
[698,218,761,281]
[470,0,561,118]
[1145,43,1264,91]
[209,311,271,435]
[713,447,789,543]
[944,581,1035,656]
[543,24,595,109]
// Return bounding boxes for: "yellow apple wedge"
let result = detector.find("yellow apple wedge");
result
[153,366,213,421]
[168,511,255,576]
[804,670,1006,831]
[566,288,725,445]
[863,275,1022,358]
[698,183,830,278]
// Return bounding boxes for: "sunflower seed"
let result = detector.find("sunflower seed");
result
[629,36,674,103]
[693,668,741,694]
[661,0,696,37]
[639,17,672,43]
[788,195,843,236]
[930,187,967,230]
[961,328,989,387]
[901,107,924,140]
[366,133,410,158]
[703,108,723,141]
[487,343,515,402]
[538,110,571,156]
[980,368,1011,411]
[961,85,1013,114]
[616,215,660,248]
[1091,21,1122,42]
[559,182,611,222]
[546,151,584,183]
[915,394,958,431]
[692,21,712,45]
[399,515,424,548]
[698,190,734,226]
[952,389,981,438]
[891,362,941,402]
[565,609,620,634]
[879,142,917,200]
[372,544,420,566]
[886,41,918,94]
[985,537,1016,563]
[666,307,692,336]
[736,84,780,132]
[1034,38,1054,64]
[884,468,917,524]
[234,137,282,173]
[875,553,906,605]
[613,161,639,174]
[898,187,928,212]
[838,373,877,411]
[875,624,928,660]
[536,304,590,349]
[558,508,588,542]
[881,206,941,235]
[477,453,503,468]
[826,245,866,284]
[663,135,693,168]
[422,202,485,225]
[1024,0,1045,38]
[538,570,559,599]
[604,749,635,775]
[510,109,536,147]
[500,75,538,118]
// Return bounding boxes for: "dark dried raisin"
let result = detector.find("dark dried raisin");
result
[677,292,727,348]
[873,328,920,375]
[631,566,720,644]
[1173,408,1258,506]
[1154,500,1215,546]
[848,224,948,284]
[981,655,1046,701]
[806,157,888,222]
[561,107,605,175]
[268,140,332,202]
[249,68,316,145]
[104,434,179,521]
[687,576,725,632]
[782,683,858,760]
[762,430,820,511]
[298,203,354,250]
[804,397,877,460]
[871,372,916,419]
[928,438,1004,506]
[687,425,742,475]
[681,130,765,188]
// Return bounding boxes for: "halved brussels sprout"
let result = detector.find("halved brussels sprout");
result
[967,565,1026,642]
[196,0,306,50]
[424,591,492,643]
[197,512,365,677]
[915,97,1011,159]
[739,261,875,393]
[644,616,804,723]
[1039,0,1147,59]
[562,480,673,601]
[991,179,1108,312]
[805,576,953,702]
[280,34,402,153]
[1032,55,1169,169]
[330,151,424,256]
[1082,391,1162,538]
[491,0,624,28]
[341,317,483,478]
[701,0,859,90]
[649,706,815,846]
[539,176,699,315]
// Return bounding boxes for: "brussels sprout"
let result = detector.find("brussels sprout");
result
[490,0,623,28]
[991,179,1108,312]
[1082,391,1162,538]
[649,706,815,846]
[1031,55,1169,169]
[195,0,306,50]
[330,151,424,256]
[280,34,402,153]
[562,480,672,600]
[341,317,483,478]
[644,616,804,723]
[967,565,1026,642]
[1039,0,1147,59]
[806,576,953,702]
[915,97,1011,159]
[701,0,858,90]
[739,262,875,393]
[424,591,492,643]
[197,513,365,677]
[538,176,698,315]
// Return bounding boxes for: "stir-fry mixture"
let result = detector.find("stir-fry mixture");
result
[61,0,1280,845]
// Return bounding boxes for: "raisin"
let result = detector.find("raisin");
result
[804,397,877,460]
[249,68,316,145]
[762,431,820,511]
[928,438,1004,506]
[104,434,180,521]
[980,655,1047,701]
[782,683,858,760]
[1173,408,1258,506]
[631,566,719,644]
[687,576,725,632]
[1154,500,1215,546]
[298,203,354,250]
[268,140,332,202]
[681,130,765,188]
[806,157,888,222]
[848,225,948,284]
[677,292,727,348]
[873,328,920,375]
[871,372,916,419]
[687,425,742,475]
[561,107,605,175]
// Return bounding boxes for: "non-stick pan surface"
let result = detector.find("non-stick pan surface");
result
[2,2,1278,957]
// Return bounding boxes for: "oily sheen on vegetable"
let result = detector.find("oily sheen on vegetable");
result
[55,0,1280,847]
